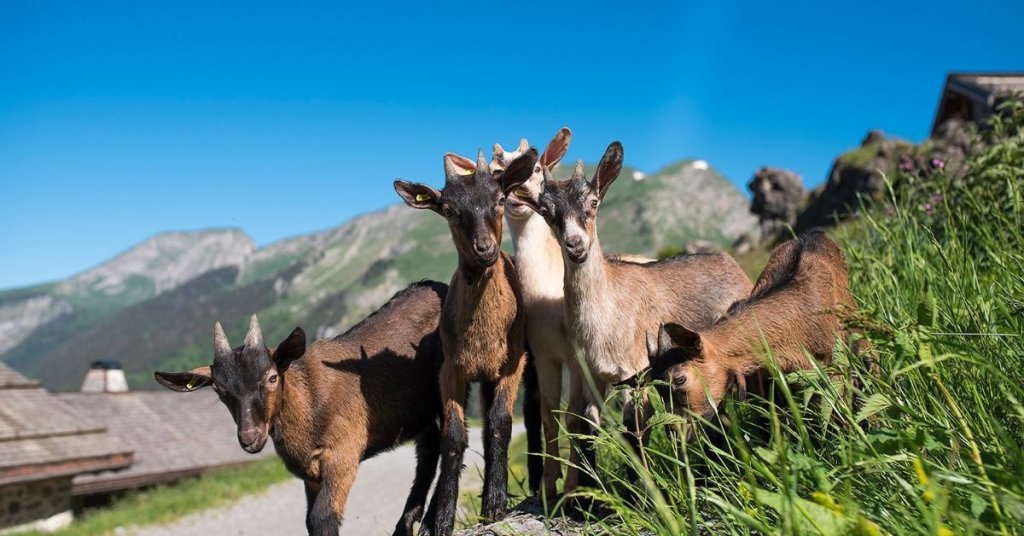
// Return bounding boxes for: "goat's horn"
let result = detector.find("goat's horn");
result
[493,143,504,156]
[517,138,529,152]
[657,323,673,356]
[244,314,265,349]
[474,149,490,180]
[645,331,658,360]
[214,322,232,358]
[572,160,585,180]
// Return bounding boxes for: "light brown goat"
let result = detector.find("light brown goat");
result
[492,128,653,498]
[155,281,447,536]
[512,141,754,490]
[648,230,860,421]
[394,149,537,536]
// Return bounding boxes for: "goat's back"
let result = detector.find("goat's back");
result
[612,251,754,329]
[719,230,855,368]
[301,280,447,457]
[566,251,752,383]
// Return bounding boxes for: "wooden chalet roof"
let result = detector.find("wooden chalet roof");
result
[0,363,133,486]
[58,390,272,495]
[932,72,1024,136]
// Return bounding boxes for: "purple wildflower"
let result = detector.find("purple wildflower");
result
[899,155,914,172]
[932,193,943,203]
[930,158,945,170]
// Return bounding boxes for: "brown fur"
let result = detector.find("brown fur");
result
[155,281,446,536]
[394,149,537,536]
[650,230,860,420]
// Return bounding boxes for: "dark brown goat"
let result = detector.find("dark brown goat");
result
[648,230,859,422]
[155,281,447,536]
[394,149,537,536]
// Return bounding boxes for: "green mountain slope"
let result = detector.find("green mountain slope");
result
[0,159,756,390]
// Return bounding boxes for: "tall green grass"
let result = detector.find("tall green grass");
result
[572,101,1024,535]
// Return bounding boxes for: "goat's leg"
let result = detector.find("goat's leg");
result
[304,480,321,523]
[394,423,441,536]
[533,351,564,499]
[563,360,584,493]
[480,354,526,521]
[306,460,357,536]
[521,349,543,495]
[573,379,607,492]
[431,364,468,536]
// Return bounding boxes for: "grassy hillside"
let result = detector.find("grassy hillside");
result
[574,101,1024,534]
[0,158,755,390]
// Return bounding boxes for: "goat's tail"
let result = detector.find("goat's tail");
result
[522,347,543,495]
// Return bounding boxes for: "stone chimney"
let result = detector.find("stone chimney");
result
[80,360,129,393]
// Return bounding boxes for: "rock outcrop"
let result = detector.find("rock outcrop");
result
[748,167,806,238]
[455,498,583,536]
[794,131,909,232]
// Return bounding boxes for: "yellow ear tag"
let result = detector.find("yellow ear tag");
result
[462,169,474,176]
[415,194,431,202]
[513,188,529,198]
[186,378,198,390]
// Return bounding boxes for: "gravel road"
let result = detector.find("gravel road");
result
[130,425,523,536]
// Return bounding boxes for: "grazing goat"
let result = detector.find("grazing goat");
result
[394,149,537,536]
[648,230,860,421]
[512,141,753,490]
[155,281,447,536]
[491,128,653,498]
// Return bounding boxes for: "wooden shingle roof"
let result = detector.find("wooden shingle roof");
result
[58,390,272,495]
[0,363,133,485]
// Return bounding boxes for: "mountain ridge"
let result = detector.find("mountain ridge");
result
[0,157,757,390]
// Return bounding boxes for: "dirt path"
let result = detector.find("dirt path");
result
[130,425,523,536]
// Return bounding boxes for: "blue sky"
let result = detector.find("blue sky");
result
[2,1,1022,289]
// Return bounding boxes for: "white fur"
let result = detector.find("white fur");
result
[563,220,588,251]
[507,209,580,497]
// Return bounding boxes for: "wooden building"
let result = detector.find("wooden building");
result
[0,363,132,532]
[932,73,1024,136]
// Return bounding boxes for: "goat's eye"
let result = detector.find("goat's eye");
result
[442,206,454,218]
[672,375,687,387]
[267,374,278,385]
[589,199,599,210]
[539,207,548,217]
[496,195,506,207]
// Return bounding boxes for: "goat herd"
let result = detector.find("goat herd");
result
[155,128,862,536]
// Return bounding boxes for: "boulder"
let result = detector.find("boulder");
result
[455,498,583,536]
[748,167,807,238]
[795,131,904,232]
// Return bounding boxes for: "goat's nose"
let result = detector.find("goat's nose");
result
[565,236,583,251]
[238,427,261,446]
[474,241,495,256]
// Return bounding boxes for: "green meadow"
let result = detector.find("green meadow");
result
[565,101,1024,534]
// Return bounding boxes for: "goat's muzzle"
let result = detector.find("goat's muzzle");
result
[238,427,268,453]
[472,241,498,266]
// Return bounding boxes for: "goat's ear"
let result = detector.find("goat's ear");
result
[539,127,572,169]
[663,322,703,353]
[500,148,539,196]
[444,152,476,178]
[272,327,306,370]
[592,141,623,201]
[394,180,442,213]
[154,366,213,392]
